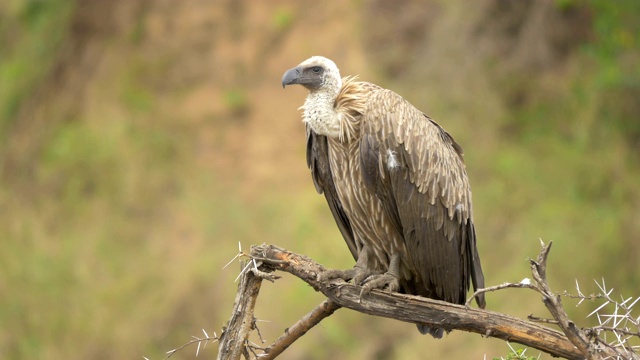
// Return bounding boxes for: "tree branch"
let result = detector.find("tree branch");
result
[215,243,638,360]
[527,241,639,360]
[217,261,265,360]
[261,299,341,360]
[250,244,584,360]
[529,241,594,357]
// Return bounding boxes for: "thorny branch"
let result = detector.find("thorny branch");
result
[529,242,639,360]
[163,241,639,359]
[159,329,219,360]
[216,259,266,360]
[229,242,586,359]
[582,278,640,358]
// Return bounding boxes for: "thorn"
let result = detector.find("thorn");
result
[588,300,611,318]
[613,303,623,328]
[618,295,633,307]
[202,328,209,338]
[575,279,586,306]
[196,341,201,357]
[223,252,242,270]
[234,260,253,283]
[627,296,640,310]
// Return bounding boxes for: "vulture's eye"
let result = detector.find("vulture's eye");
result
[311,66,322,74]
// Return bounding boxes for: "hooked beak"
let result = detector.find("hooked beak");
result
[281,66,302,88]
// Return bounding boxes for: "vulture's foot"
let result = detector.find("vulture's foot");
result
[318,266,380,286]
[318,246,381,286]
[359,253,401,296]
[360,272,400,296]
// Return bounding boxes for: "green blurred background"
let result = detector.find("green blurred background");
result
[1,0,639,359]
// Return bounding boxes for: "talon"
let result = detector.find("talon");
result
[318,266,379,285]
[359,287,367,299]
[361,272,400,293]
[353,270,370,286]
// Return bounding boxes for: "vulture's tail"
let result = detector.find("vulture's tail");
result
[416,324,445,338]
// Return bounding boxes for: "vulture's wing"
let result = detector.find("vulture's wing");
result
[360,89,485,307]
[306,125,358,260]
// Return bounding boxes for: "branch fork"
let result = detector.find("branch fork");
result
[210,241,638,360]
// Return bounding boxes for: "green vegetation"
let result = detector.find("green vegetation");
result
[271,7,295,32]
[494,0,640,289]
[0,1,638,359]
[0,0,72,133]
[223,88,249,115]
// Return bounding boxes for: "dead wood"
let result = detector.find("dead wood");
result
[214,242,638,360]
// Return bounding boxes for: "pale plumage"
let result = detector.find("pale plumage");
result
[282,56,485,337]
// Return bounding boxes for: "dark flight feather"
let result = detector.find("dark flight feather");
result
[306,126,358,260]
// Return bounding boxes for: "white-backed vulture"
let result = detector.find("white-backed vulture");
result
[281,56,486,337]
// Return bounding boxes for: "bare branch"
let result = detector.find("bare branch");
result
[208,242,638,360]
[162,332,219,360]
[251,244,583,360]
[466,280,538,307]
[528,315,559,325]
[527,241,639,359]
[261,299,341,360]
[217,261,265,360]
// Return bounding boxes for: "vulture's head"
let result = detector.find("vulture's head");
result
[281,56,342,94]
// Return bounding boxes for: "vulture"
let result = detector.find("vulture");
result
[281,56,486,337]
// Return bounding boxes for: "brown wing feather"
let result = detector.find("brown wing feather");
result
[306,125,358,260]
[360,89,485,307]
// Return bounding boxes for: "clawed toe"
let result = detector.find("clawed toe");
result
[353,269,374,285]
[360,273,400,296]
[318,266,379,286]
[319,266,399,299]
[318,268,357,283]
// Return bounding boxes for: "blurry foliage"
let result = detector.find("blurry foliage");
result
[508,0,640,289]
[223,88,250,116]
[0,1,639,359]
[0,0,72,133]
[120,63,155,113]
[590,0,640,151]
[271,7,295,32]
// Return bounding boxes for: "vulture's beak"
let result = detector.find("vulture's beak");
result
[281,66,302,88]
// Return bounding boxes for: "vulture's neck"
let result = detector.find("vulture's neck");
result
[303,88,342,140]
[303,76,366,142]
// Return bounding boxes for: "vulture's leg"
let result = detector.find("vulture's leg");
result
[360,253,400,295]
[318,245,381,285]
